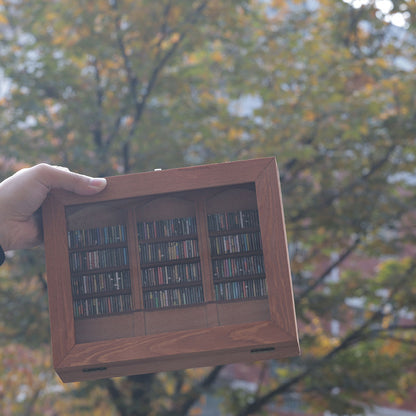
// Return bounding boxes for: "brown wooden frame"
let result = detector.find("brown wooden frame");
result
[43,157,299,382]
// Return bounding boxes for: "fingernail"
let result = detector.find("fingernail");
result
[88,178,107,190]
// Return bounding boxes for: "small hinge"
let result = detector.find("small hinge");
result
[250,347,275,353]
[82,366,107,373]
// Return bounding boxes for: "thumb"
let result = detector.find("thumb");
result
[35,164,107,196]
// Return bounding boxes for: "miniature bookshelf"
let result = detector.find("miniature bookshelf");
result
[42,158,299,382]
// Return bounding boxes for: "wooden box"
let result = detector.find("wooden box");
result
[42,157,299,382]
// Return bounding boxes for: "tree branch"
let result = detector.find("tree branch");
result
[91,56,104,149]
[376,335,416,346]
[119,0,211,172]
[236,261,416,416]
[112,1,138,107]
[289,143,397,223]
[296,235,361,302]
[23,389,40,416]
[164,365,223,416]
[100,378,129,416]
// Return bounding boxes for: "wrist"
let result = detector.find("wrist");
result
[0,223,12,252]
[0,184,12,252]
[0,204,11,252]
[0,207,6,263]
[0,211,11,252]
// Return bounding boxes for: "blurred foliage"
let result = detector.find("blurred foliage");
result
[0,0,415,415]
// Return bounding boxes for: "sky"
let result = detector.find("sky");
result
[343,0,410,27]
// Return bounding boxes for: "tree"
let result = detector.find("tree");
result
[0,0,415,415]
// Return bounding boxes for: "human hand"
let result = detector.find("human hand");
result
[0,163,107,251]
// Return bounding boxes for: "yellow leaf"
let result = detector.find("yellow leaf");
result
[228,127,243,141]
[170,32,180,43]
[190,407,203,415]
[186,53,199,65]
[45,11,58,22]
[212,50,223,63]
[165,379,175,396]
[304,110,316,122]
[380,339,400,357]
